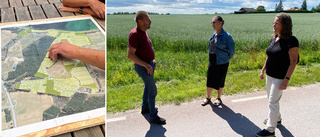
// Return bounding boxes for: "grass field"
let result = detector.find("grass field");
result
[107,13,320,113]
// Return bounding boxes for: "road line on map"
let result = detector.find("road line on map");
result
[107,117,126,123]
[231,95,266,103]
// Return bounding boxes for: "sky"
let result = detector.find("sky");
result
[107,0,319,14]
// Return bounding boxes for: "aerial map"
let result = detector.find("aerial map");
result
[0,18,105,134]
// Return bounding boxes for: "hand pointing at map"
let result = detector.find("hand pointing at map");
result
[49,41,105,70]
[49,41,80,61]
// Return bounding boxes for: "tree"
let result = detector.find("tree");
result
[301,0,307,10]
[275,0,284,12]
[317,3,320,12]
[256,5,266,12]
[278,0,284,11]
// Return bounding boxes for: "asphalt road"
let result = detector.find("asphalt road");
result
[107,83,320,137]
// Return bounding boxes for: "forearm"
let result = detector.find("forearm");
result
[279,63,297,89]
[127,53,148,68]
[261,57,267,73]
[63,0,91,7]
[77,48,105,70]
[83,8,98,17]
[285,64,297,79]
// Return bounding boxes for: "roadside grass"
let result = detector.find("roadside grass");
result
[107,49,320,113]
[107,62,320,113]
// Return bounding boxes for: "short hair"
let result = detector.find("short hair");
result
[213,16,224,26]
[275,13,292,39]
[134,11,148,23]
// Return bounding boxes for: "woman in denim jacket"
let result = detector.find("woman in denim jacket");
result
[201,16,235,107]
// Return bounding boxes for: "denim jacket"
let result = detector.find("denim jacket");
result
[209,29,235,65]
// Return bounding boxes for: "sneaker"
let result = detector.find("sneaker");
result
[256,129,275,137]
[150,116,166,125]
[263,119,282,126]
[141,107,158,114]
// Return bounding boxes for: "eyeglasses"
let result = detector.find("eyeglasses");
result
[211,21,216,24]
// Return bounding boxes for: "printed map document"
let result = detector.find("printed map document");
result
[0,17,105,136]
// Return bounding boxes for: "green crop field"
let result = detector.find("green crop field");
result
[107,13,320,113]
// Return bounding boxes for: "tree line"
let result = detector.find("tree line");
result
[259,0,320,12]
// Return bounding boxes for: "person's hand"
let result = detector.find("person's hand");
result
[145,64,153,75]
[279,79,289,90]
[89,0,105,19]
[153,60,156,70]
[59,5,78,13]
[259,71,264,80]
[48,41,80,61]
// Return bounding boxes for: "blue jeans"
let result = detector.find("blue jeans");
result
[134,62,158,118]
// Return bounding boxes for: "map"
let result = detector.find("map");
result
[0,18,105,134]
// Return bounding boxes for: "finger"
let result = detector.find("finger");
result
[149,68,153,75]
[49,54,56,61]
[48,45,57,60]
[97,11,103,19]
[49,45,61,61]
[49,49,59,61]
[279,85,286,90]
[100,11,105,19]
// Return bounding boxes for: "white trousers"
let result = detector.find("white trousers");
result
[265,75,283,132]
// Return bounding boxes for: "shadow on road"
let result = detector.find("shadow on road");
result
[143,114,167,137]
[278,125,294,137]
[210,103,261,137]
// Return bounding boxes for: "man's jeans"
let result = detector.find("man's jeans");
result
[134,62,158,118]
[265,75,283,132]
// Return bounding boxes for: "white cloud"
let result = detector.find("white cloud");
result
[239,0,275,9]
[191,0,212,4]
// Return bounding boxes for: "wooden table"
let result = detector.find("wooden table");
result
[0,0,105,30]
[0,0,106,136]
[20,116,106,137]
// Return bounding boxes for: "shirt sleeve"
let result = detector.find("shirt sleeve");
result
[128,32,138,49]
[289,36,299,48]
[227,34,235,59]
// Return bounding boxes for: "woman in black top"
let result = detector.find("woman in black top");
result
[256,13,299,137]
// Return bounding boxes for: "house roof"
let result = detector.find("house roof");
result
[239,8,255,12]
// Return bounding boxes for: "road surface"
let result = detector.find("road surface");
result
[107,83,320,137]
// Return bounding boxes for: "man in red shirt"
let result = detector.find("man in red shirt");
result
[127,11,166,125]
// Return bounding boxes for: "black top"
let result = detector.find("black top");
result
[266,36,299,79]
[99,0,105,3]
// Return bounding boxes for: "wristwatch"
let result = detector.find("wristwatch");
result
[285,76,290,80]
[79,6,84,14]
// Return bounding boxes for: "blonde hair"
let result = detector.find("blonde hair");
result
[134,11,148,23]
